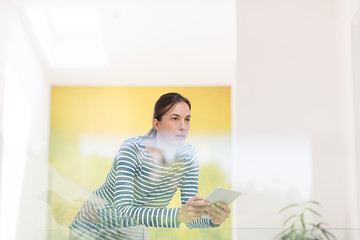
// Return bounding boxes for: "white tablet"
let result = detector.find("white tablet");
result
[204,187,242,205]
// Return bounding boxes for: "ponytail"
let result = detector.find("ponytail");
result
[146,127,157,138]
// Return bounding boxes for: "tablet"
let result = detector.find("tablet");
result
[204,187,242,205]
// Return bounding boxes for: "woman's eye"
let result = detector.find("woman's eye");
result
[172,118,178,120]
[185,119,191,122]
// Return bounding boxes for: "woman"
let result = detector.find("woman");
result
[69,92,231,239]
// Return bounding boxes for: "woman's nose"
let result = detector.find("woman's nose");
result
[179,120,186,130]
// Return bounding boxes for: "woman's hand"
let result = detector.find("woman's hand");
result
[178,195,211,223]
[207,202,231,225]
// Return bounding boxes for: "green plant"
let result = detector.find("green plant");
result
[274,201,336,240]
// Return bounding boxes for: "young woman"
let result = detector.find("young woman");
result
[69,92,231,239]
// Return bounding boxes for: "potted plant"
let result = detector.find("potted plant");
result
[274,201,336,240]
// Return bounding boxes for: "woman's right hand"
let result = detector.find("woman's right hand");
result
[178,195,211,223]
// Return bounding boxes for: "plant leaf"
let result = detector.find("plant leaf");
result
[300,213,306,229]
[304,208,322,217]
[273,228,290,240]
[282,214,298,227]
[290,221,296,229]
[305,200,320,206]
[280,203,301,213]
[321,228,331,240]
[310,224,316,234]
[321,229,336,240]
[317,222,329,228]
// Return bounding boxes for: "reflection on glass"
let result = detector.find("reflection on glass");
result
[236,133,312,198]
[233,133,312,233]
[0,63,32,240]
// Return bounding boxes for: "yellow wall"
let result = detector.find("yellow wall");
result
[50,87,231,133]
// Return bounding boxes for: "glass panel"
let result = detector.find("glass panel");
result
[18,227,360,239]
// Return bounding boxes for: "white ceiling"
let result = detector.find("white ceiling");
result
[14,0,236,86]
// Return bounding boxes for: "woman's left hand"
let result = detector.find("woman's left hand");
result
[208,202,231,225]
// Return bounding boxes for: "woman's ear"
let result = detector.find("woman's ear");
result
[152,118,160,130]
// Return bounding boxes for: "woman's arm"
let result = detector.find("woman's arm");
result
[179,147,220,228]
[112,141,180,228]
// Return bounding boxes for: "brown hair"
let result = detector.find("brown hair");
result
[146,92,191,138]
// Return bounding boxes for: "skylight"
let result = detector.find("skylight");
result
[49,8,101,35]
[26,8,109,68]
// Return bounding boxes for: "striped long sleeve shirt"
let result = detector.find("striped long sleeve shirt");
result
[70,136,218,239]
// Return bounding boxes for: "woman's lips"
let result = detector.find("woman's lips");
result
[175,134,186,139]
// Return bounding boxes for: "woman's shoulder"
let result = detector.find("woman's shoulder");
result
[114,136,144,157]
[122,136,143,145]
[177,142,198,159]
[119,135,148,147]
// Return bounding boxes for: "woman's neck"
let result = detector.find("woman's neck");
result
[144,137,178,164]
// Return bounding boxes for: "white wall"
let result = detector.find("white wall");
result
[234,0,358,239]
[0,1,6,221]
[336,0,360,235]
[0,2,50,240]
[353,7,360,236]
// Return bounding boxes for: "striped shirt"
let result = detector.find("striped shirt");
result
[69,136,217,239]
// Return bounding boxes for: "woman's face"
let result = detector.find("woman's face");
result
[153,101,191,145]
